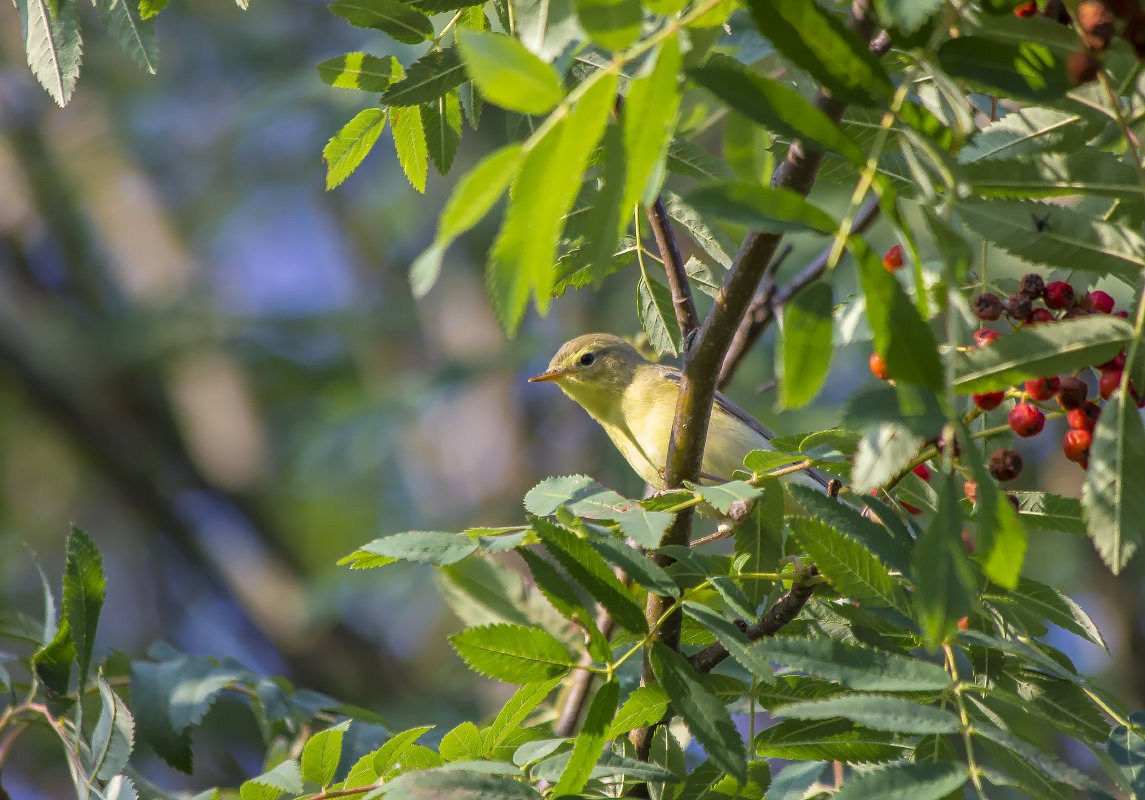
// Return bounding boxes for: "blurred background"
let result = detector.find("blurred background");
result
[0,2,1142,795]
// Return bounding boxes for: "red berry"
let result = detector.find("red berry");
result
[1089,290,1115,314]
[973,391,1006,410]
[1015,0,1037,16]
[901,501,922,515]
[1100,369,1122,400]
[974,329,1001,348]
[956,615,970,631]
[1027,308,1055,325]
[1044,280,1075,310]
[1098,351,1126,371]
[989,448,1023,481]
[870,352,890,380]
[883,245,904,271]
[1068,401,1101,433]
[912,462,931,481]
[963,481,978,504]
[1025,377,1060,401]
[1115,310,1130,319]
[1008,403,1046,437]
[1063,428,1092,463]
[1057,376,1088,410]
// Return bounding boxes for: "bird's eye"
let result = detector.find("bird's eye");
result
[579,352,595,366]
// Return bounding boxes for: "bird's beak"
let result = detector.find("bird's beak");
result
[528,368,568,383]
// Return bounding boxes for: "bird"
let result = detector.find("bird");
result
[528,333,826,491]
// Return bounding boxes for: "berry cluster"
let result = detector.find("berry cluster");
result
[1014,1,1145,85]
[869,272,1131,483]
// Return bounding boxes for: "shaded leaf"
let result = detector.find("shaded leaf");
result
[638,272,682,357]
[1084,389,1145,573]
[328,0,433,44]
[423,91,463,176]
[753,718,903,763]
[832,761,968,800]
[63,524,105,692]
[97,0,157,73]
[382,47,465,105]
[686,182,836,233]
[774,694,961,734]
[757,636,951,691]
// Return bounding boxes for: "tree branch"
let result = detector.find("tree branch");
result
[633,0,881,758]
[554,593,619,736]
[687,565,819,673]
[717,195,882,388]
[647,196,700,340]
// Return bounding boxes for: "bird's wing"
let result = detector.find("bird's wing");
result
[662,370,830,489]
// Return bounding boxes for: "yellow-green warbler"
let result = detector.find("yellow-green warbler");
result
[529,333,825,490]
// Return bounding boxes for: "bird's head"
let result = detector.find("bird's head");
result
[528,333,645,409]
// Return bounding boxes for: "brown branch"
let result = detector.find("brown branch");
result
[633,1,881,759]
[647,196,700,340]
[718,194,882,389]
[553,602,618,736]
[687,565,819,673]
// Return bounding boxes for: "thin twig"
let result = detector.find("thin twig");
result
[687,565,819,673]
[647,197,700,340]
[718,195,881,388]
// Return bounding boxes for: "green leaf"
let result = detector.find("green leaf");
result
[553,680,619,795]
[788,517,908,611]
[456,29,563,114]
[778,281,833,408]
[1084,389,1145,573]
[787,483,911,574]
[874,0,941,34]
[328,0,433,44]
[912,472,975,650]
[524,475,673,548]
[734,482,782,609]
[17,0,82,107]
[622,37,681,211]
[301,722,350,786]
[139,0,169,18]
[682,601,774,680]
[577,0,640,49]
[585,535,677,597]
[663,191,735,269]
[745,0,892,105]
[666,137,735,181]
[411,0,486,9]
[533,517,648,633]
[831,761,968,800]
[382,48,466,106]
[955,316,1131,393]
[650,642,746,782]
[688,55,864,166]
[97,0,157,73]
[607,686,669,739]
[851,422,922,493]
[753,718,903,763]
[963,151,1144,201]
[959,107,1098,162]
[1009,492,1086,536]
[992,577,1107,650]
[690,480,761,515]
[959,200,1145,281]
[516,548,610,660]
[973,724,1096,790]
[440,722,484,761]
[375,725,435,774]
[317,52,398,92]
[582,121,628,286]
[63,525,105,692]
[423,91,463,176]
[686,182,836,233]
[241,760,303,800]
[1107,715,1145,797]
[391,104,428,193]
[346,532,477,566]
[411,143,523,298]
[486,73,615,333]
[90,673,134,780]
[381,770,542,800]
[484,677,561,752]
[937,35,1070,103]
[774,694,961,734]
[757,637,951,691]
[323,108,387,190]
[638,272,682,357]
[129,662,192,773]
[853,237,942,389]
[451,623,573,683]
